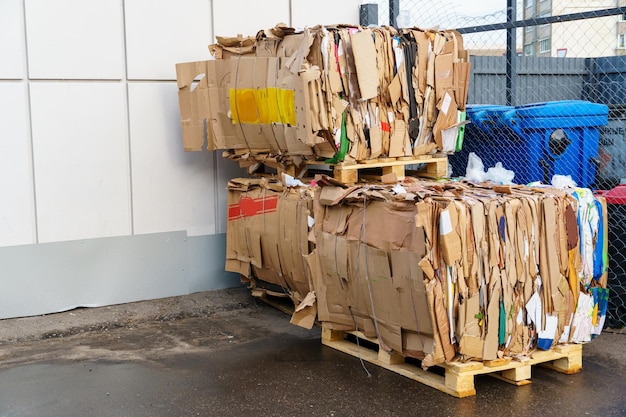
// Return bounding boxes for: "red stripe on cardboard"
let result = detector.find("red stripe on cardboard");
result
[228,195,279,221]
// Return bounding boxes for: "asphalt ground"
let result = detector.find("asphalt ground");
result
[0,287,625,417]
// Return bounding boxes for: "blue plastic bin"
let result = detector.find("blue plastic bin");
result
[451,101,608,187]
[502,100,608,187]
[449,105,512,177]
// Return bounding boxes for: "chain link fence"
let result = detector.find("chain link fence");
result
[360,0,626,328]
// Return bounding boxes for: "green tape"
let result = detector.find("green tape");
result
[326,112,349,164]
[499,300,506,345]
[455,110,466,152]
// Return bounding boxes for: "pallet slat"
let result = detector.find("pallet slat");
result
[250,287,295,316]
[297,155,449,184]
[332,157,449,184]
[321,324,583,398]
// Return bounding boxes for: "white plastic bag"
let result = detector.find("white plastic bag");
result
[465,152,486,182]
[485,162,515,184]
[551,174,577,189]
[465,153,516,184]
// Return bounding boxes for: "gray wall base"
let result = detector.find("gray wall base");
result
[0,232,242,319]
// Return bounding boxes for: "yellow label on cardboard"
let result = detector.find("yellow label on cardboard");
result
[229,88,296,126]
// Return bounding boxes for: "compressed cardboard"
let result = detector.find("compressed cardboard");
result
[390,250,432,334]
[308,178,607,365]
[176,25,471,162]
[435,53,454,102]
[209,34,255,59]
[433,89,460,152]
[223,175,609,366]
[175,61,211,151]
[439,202,462,266]
[206,60,241,149]
[223,166,607,366]
[225,178,315,327]
[315,232,355,328]
[350,29,379,100]
[458,293,484,358]
[313,187,438,359]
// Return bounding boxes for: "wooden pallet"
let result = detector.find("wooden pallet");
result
[249,286,295,316]
[283,155,448,184]
[321,325,583,398]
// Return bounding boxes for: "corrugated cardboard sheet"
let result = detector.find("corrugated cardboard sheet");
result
[176,24,471,164]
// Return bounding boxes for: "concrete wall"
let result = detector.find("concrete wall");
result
[0,0,360,319]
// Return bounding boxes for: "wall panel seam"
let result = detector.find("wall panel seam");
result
[22,0,39,244]
[122,0,135,235]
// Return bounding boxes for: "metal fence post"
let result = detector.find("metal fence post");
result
[360,3,379,27]
[506,0,517,106]
[389,0,400,28]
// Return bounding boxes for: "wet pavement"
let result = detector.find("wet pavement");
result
[0,288,625,417]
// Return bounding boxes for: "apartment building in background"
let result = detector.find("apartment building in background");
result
[523,0,626,57]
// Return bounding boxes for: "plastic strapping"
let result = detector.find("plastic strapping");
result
[407,214,427,347]
[360,196,392,353]
[234,52,252,152]
[296,194,314,291]
[274,191,291,295]
[333,204,345,290]
[348,305,373,377]
[270,57,283,154]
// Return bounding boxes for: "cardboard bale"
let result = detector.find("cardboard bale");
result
[310,177,608,366]
[225,177,316,327]
[176,25,472,163]
[312,184,439,360]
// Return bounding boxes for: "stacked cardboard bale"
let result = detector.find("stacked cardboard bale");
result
[176,24,607,367]
[225,177,317,326]
[176,24,471,169]
[225,175,608,364]
[312,178,608,365]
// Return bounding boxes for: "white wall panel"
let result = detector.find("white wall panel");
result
[291,0,360,28]
[128,82,216,236]
[0,83,36,246]
[0,0,25,78]
[25,0,124,79]
[213,0,289,38]
[125,0,213,80]
[30,82,131,243]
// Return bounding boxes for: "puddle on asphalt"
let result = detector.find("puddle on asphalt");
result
[0,361,213,417]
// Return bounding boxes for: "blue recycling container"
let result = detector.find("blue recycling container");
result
[451,101,609,187]
[502,101,608,187]
[449,105,512,177]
